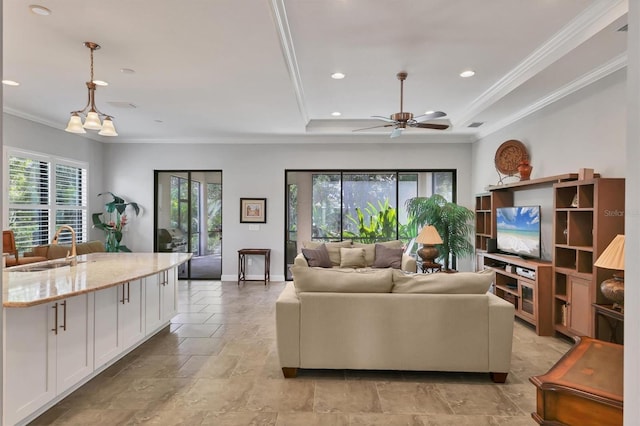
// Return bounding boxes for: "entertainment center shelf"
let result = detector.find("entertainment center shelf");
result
[475,172,624,340]
[483,252,553,336]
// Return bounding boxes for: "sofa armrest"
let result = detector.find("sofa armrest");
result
[487,293,515,373]
[293,253,309,267]
[276,282,301,368]
[401,254,417,273]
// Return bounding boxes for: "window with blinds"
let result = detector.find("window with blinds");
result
[6,150,88,252]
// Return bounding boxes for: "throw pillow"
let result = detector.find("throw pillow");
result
[290,265,393,293]
[303,240,352,266]
[353,240,405,266]
[339,247,367,268]
[391,268,495,294]
[301,244,332,268]
[373,244,403,269]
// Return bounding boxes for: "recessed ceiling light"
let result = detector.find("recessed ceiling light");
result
[459,70,475,78]
[29,5,51,15]
[2,80,20,86]
[424,110,435,115]
[331,112,342,117]
[154,119,164,123]
[120,68,136,74]
[93,80,108,86]
[331,72,345,80]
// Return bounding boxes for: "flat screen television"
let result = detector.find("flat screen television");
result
[496,206,541,258]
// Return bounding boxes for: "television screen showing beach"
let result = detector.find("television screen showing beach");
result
[496,206,541,258]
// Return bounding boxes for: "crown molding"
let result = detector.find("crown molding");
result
[455,0,628,127]
[477,53,627,139]
[270,0,309,125]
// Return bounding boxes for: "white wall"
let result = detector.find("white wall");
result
[2,114,105,240]
[471,69,627,262]
[625,1,639,423]
[102,140,474,280]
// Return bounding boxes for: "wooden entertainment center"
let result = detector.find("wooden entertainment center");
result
[475,173,625,339]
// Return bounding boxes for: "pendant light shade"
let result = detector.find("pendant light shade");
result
[65,114,86,134]
[83,111,102,130]
[65,42,118,137]
[98,117,118,136]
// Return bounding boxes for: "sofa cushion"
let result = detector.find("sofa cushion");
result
[303,240,351,266]
[339,247,366,268]
[291,265,393,293]
[373,244,403,269]
[301,244,332,268]
[32,240,106,260]
[353,240,403,266]
[391,269,495,294]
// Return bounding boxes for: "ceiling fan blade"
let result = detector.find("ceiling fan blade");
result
[390,128,403,138]
[353,124,394,132]
[371,115,397,123]
[411,111,447,123]
[413,121,450,130]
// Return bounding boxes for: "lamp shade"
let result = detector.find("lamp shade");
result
[98,117,118,136]
[65,114,86,134]
[83,111,102,130]
[594,234,625,270]
[416,225,443,245]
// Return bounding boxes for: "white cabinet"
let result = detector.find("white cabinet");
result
[94,281,145,370]
[145,270,177,335]
[144,273,163,334]
[4,294,93,426]
[120,280,145,350]
[161,268,177,322]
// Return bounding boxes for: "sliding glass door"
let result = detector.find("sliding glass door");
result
[155,170,222,280]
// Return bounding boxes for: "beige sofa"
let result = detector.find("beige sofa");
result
[294,239,417,273]
[26,240,106,260]
[276,267,515,382]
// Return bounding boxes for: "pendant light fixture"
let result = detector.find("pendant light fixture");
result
[65,42,118,136]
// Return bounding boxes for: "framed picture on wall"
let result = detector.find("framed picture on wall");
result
[240,198,267,223]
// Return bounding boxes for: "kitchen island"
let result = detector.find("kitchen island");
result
[3,252,191,426]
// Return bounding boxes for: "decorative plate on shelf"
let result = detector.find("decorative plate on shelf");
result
[494,140,528,175]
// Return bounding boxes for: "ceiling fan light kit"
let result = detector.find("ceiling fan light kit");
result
[354,71,450,138]
[64,42,118,137]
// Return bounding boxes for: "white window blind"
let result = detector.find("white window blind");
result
[6,149,88,252]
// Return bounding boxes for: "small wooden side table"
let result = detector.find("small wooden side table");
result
[593,304,624,344]
[420,261,442,273]
[529,336,623,426]
[238,248,271,285]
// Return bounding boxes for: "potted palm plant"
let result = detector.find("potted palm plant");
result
[405,194,474,271]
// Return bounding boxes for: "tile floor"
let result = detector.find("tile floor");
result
[31,280,573,425]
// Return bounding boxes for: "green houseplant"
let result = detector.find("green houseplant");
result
[405,194,474,271]
[92,192,140,252]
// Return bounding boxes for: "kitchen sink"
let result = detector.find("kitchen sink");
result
[9,260,75,272]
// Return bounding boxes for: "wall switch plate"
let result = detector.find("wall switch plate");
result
[248,224,260,231]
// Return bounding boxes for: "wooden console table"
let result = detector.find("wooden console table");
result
[530,336,623,425]
[237,248,271,285]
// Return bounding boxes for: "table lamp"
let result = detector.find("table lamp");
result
[416,225,443,264]
[593,234,625,312]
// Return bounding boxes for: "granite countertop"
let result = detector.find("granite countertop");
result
[3,252,192,307]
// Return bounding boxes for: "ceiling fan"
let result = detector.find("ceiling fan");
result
[354,72,450,138]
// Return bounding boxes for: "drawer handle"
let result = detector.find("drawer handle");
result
[60,301,67,332]
[51,303,59,335]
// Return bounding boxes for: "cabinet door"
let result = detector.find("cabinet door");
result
[144,274,163,334]
[56,293,94,394]
[94,285,121,369]
[3,305,56,426]
[162,269,178,322]
[120,280,145,349]
[568,275,592,336]
[519,281,536,322]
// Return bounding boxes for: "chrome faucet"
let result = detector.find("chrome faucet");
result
[52,225,78,266]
